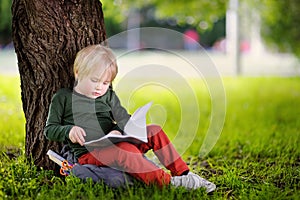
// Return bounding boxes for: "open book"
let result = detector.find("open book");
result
[84,102,152,147]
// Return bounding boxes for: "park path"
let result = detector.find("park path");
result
[1,49,299,77]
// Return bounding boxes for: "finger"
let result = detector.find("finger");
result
[75,128,86,146]
[81,128,86,137]
[69,127,78,143]
[110,130,122,135]
[69,133,76,143]
[77,132,86,145]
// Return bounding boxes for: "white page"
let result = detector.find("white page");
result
[123,101,152,140]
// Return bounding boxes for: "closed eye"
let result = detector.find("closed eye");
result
[91,78,99,83]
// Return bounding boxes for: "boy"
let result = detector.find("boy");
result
[44,44,216,192]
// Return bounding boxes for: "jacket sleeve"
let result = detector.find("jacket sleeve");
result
[44,91,73,142]
[109,90,131,132]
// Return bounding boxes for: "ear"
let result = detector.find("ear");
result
[74,70,79,80]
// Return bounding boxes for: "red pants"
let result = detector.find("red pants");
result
[78,124,189,188]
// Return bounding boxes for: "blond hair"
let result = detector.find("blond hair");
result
[74,44,118,81]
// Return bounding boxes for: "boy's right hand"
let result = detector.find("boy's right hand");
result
[69,126,86,146]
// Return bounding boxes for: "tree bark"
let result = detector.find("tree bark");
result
[11,0,106,169]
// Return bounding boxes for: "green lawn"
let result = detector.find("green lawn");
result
[0,76,25,148]
[0,76,299,199]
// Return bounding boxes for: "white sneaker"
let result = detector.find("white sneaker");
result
[188,172,216,193]
[170,172,216,193]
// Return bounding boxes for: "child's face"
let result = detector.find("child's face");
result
[75,66,111,99]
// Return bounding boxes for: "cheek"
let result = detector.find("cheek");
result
[103,85,110,92]
[89,83,99,91]
[81,80,95,90]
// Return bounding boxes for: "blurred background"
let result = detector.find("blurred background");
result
[0,0,299,76]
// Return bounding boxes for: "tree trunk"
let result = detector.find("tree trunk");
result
[11,0,106,169]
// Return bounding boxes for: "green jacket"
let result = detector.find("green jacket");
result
[44,88,130,158]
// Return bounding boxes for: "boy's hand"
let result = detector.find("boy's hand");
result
[108,130,122,136]
[69,126,86,146]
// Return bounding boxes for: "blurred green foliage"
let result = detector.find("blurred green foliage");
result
[0,0,12,45]
[102,0,227,30]
[102,0,227,47]
[2,0,300,57]
[258,0,300,58]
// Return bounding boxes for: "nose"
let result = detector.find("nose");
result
[96,82,102,90]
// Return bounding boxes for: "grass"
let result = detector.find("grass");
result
[0,75,299,199]
[0,76,25,148]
